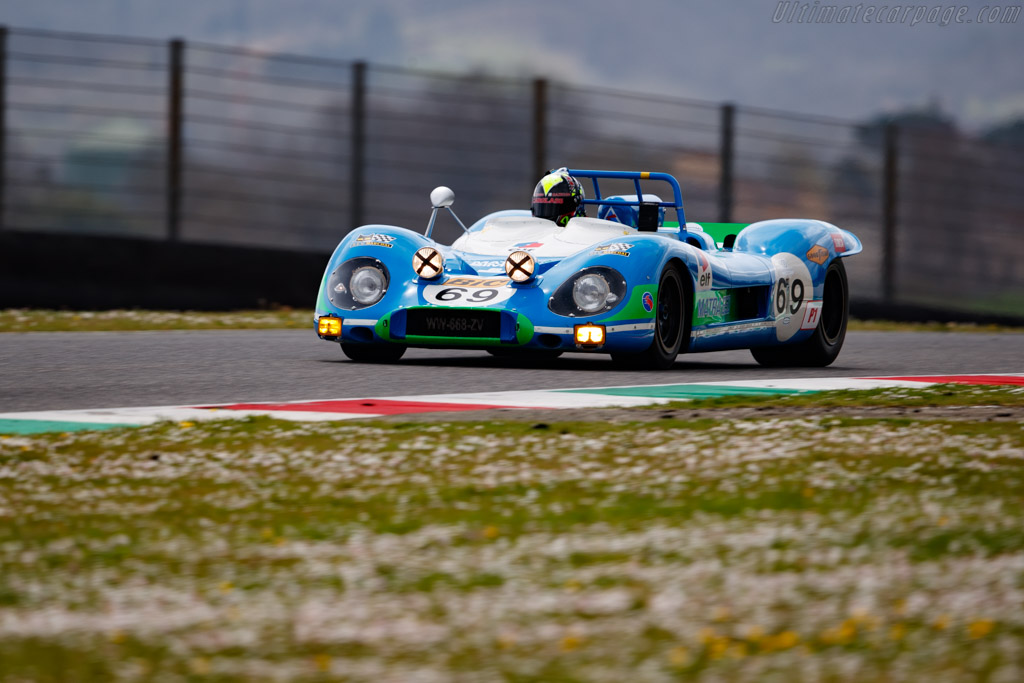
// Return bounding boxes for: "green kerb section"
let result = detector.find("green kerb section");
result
[0,419,135,435]
[559,385,816,400]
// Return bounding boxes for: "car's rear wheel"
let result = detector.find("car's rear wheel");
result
[611,264,691,370]
[751,258,849,367]
[340,343,406,363]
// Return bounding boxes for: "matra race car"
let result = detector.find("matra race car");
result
[315,169,861,369]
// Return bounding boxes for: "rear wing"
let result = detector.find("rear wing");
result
[567,169,686,228]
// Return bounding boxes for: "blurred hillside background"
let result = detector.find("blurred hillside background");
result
[0,0,1022,317]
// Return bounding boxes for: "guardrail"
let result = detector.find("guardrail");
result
[1,25,1022,317]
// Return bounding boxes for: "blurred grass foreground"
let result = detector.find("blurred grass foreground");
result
[1,386,1023,681]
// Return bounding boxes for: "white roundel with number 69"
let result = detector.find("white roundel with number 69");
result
[770,253,813,342]
[422,276,516,308]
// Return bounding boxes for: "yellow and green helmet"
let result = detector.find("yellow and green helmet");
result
[531,168,586,226]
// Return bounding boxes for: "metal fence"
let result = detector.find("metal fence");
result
[2,25,1022,317]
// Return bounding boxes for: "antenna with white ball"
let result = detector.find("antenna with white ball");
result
[424,186,469,240]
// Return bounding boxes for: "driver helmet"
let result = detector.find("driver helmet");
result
[531,168,585,226]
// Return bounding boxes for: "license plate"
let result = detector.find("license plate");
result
[406,309,500,338]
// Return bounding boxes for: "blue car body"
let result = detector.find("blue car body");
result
[315,170,861,365]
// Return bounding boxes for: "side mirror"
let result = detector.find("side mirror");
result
[430,186,455,208]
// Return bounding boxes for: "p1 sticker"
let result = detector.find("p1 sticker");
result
[695,252,713,292]
[770,252,813,342]
[800,301,823,330]
[422,276,515,308]
[831,233,846,253]
[642,292,654,312]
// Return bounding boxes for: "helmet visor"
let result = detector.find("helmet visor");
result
[532,192,573,220]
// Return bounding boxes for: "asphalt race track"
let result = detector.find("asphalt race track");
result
[2,330,1022,413]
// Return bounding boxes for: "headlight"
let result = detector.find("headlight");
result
[327,257,390,310]
[573,273,612,313]
[505,250,536,283]
[548,267,627,317]
[350,266,387,305]
[413,247,444,279]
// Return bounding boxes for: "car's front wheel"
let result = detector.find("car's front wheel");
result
[611,265,691,370]
[751,258,849,367]
[341,343,406,363]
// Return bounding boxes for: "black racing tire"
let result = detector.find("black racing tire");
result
[751,258,849,367]
[340,343,407,363]
[486,348,563,360]
[611,264,691,370]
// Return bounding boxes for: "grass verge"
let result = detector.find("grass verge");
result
[1,386,1023,681]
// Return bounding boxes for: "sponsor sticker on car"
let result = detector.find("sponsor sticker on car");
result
[594,242,634,257]
[421,276,516,308]
[355,234,396,248]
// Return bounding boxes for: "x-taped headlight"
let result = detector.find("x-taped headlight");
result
[548,267,627,317]
[327,257,390,310]
[413,247,444,279]
[505,250,536,283]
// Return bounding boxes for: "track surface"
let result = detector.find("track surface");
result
[2,330,1022,412]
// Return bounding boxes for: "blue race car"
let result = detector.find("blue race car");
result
[315,169,861,368]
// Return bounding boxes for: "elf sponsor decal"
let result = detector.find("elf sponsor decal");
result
[422,276,516,307]
[642,291,654,312]
[594,242,634,257]
[692,290,736,326]
[696,252,713,292]
[806,244,829,265]
[770,252,813,342]
[800,301,823,330]
[355,233,396,248]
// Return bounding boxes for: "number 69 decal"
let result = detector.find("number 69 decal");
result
[770,253,813,342]
[422,276,516,308]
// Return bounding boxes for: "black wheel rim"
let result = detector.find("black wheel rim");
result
[656,272,682,353]
[821,266,846,344]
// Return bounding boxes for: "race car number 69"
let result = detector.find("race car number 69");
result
[422,277,516,307]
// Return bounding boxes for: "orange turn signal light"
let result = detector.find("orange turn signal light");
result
[318,317,342,336]
[574,324,605,346]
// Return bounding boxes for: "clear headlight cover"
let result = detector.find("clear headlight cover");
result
[572,273,611,313]
[548,267,627,317]
[350,266,387,305]
[327,258,390,310]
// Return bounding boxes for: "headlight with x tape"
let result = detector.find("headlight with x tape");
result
[413,247,444,279]
[504,250,536,283]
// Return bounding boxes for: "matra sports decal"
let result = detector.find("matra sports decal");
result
[355,234,396,248]
[594,242,633,257]
[422,276,515,308]
[642,292,654,312]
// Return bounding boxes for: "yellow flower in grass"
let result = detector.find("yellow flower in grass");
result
[707,637,729,660]
[933,614,951,630]
[889,623,906,641]
[218,581,233,594]
[560,633,583,652]
[483,525,500,540]
[179,421,195,429]
[314,654,331,672]
[190,658,210,675]
[668,646,690,667]
[968,619,994,639]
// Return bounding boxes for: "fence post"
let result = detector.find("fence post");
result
[718,102,735,224]
[0,26,7,232]
[882,123,898,301]
[532,78,547,181]
[350,61,366,230]
[167,38,184,242]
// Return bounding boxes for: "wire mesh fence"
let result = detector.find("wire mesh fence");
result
[2,25,1022,317]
